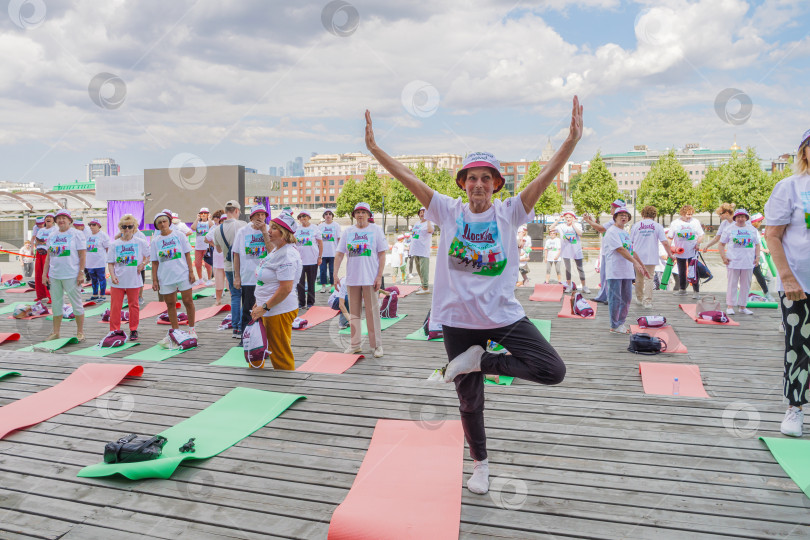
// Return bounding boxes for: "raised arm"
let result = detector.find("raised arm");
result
[520,96,583,214]
[365,110,434,208]
[582,213,606,234]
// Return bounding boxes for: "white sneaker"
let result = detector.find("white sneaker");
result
[415,288,430,295]
[765,293,776,302]
[373,346,384,358]
[741,308,754,315]
[188,328,198,338]
[206,279,215,287]
[642,301,653,309]
[692,292,700,300]
[467,459,489,494]
[343,346,362,355]
[444,345,485,382]
[781,406,804,437]
[610,324,630,334]
[726,307,735,315]
[582,286,591,294]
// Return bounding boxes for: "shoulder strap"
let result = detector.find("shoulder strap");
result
[219,223,233,262]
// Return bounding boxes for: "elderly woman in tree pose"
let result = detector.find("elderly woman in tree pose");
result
[363,96,582,495]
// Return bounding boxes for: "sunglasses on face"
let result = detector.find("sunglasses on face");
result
[120,225,134,230]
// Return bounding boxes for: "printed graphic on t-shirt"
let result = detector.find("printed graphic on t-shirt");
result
[347,230,373,257]
[731,230,754,248]
[296,228,314,247]
[116,243,140,266]
[448,215,505,276]
[156,237,182,262]
[244,232,267,259]
[636,222,657,237]
[561,227,578,244]
[619,231,633,254]
[801,190,810,229]
[197,222,209,235]
[412,224,422,240]
[676,229,696,241]
[321,226,337,242]
[86,236,100,252]
[49,234,71,257]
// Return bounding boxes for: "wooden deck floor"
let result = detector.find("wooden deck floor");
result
[0,284,807,539]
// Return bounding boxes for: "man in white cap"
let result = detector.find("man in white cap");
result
[191,207,214,286]
[212,200,248,338]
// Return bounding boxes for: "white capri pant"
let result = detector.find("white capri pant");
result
[50,277,84,316]
[726,267,753,307]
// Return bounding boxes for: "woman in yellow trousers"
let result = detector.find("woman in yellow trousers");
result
[250,212,302,370]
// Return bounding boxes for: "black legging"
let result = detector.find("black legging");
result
[676,257,699,293]
[753,265,769,294]
[297,264,317,307]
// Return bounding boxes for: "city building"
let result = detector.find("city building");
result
[86,158,119,181]
[771,153,796,174]
[304,152,463,177]
[245,167,258,174]
[0,180,45,192]
[268,166,278,176]
[273,174,369,208]
[602,142,741,193]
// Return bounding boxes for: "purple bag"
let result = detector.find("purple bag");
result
[380,286,399,318]
[242,319,270,368]
[571,292,593,318]
[698,310,730,323]
[99,330,127,348]
[168,328,197,350]
[637,315,666,328]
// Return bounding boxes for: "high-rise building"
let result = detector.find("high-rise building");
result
[269,167,278,176]
[86,158,119,181]
[294,157,304,176]
[304,152,463,177]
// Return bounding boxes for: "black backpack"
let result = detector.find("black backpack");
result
[627,333,667,355]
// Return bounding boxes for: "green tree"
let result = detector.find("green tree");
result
[568,172,583,197]
[388,164,422,229]
[636,150,695,220]
[572,153,620,220]
[335,177,362,218]
[517,162,563,220]
[357,169,389,215]
[696,166,721,226]
[714,147,770,214]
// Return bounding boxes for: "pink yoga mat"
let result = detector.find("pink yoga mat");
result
[638,362,709,398]
[195,303,230,322]
[558,295,597,319]
[0,363,144,439]
[139,301,181,319]
[297,351,364,374]
[328,419,464,540]
[630,325,688,353]
[0,333,20,344]
[529,283,565,302]
[1,274,23,282]
[293,306,338,330]
[679,304,739,326]
[5,287,35,294]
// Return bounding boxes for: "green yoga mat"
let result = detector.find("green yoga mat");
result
[19,337,79,352]
[406,319,550,345]
[747,301,778,309]
[484,375,514,386]
[659,257,675,290]
[68,342,141,357]
[0,371,20,379]
[760,437,810,498]
[405,329,443,342]
[0,283,26,291]
[761,237,777,277]
[123,344,194,362]
[77,387,305,480]
[339,314,407,335]
[46,304,109,321]
[180,287,216,300]
[209,347,246,367]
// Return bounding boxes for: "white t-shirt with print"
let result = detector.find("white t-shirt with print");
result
[603,225,635,280]
[667,218,704,259]
[255,243,303,316]
[715,219,732,242]
[720,223,759,270]
[391,241,406,267]
[556,223,583,259]
[409,220,433,258]
[426,192,533,329]
[545,237,561,262]
[336,224,388,286]
[46,228,86,280]
[205,230,224,269]
[233,226,269,285]
[194,221,212,249]
[598,221,614,258]
[765,172,810,292]
[107,237,149,289]
[318,222,342,258]
[295,226,321,266]
[85,230,110,269]
[630,219,667,265]
[149,231,192,285]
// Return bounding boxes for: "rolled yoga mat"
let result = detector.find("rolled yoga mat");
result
[760,437,810,498]
[77,387,305,480]
[328,419,464,540]
[338,314,407,335]
[761,237,777,277]
[658,257,675,290]
[747,300,778,309]
[0,363,143,439]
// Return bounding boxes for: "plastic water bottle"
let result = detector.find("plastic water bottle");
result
[673,377,680,396]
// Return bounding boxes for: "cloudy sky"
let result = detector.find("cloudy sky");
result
[1,0,807,187]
